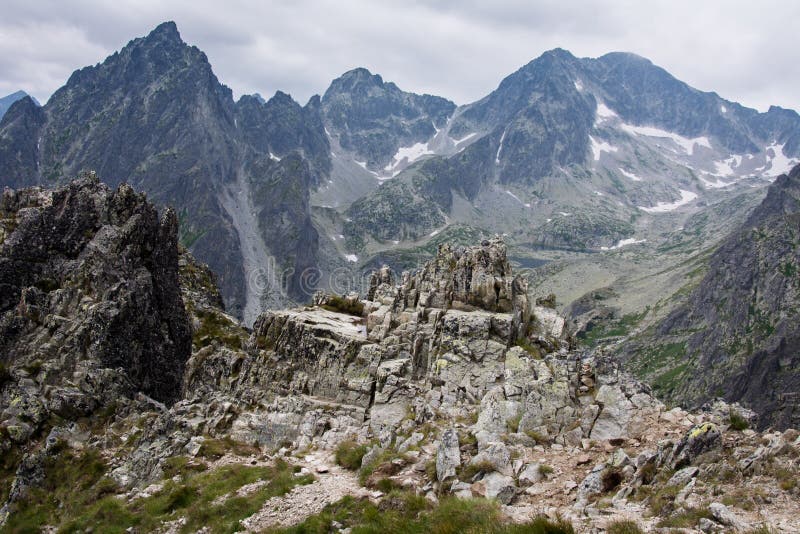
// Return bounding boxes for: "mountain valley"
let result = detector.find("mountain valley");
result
[0,19,799,533]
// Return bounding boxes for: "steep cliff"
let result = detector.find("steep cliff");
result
[0,173,191,444]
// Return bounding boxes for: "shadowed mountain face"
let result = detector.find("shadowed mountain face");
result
[643,164,800,429]
[0,22,328,320]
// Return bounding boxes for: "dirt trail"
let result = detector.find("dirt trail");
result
[240,453,371,531]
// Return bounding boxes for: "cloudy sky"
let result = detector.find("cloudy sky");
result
[1,0,798,112]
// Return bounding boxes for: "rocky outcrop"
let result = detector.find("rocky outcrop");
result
[0,174,191,446]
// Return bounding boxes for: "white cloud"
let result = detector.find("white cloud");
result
[0,0,798,113]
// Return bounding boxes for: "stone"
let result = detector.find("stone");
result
[518,463,544,487]
[671,423,722,469]
[470,442,512,476]
[667,466,699,487]
[436,428,461,483]
[589,385,635,441]
[471,472,516,504]
[709,502,747,531]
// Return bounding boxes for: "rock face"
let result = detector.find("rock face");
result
[646,164,800,429]
[0,174,191,446]
[0,22,327,318]
[322,67,455,171]
[187,237,660,455]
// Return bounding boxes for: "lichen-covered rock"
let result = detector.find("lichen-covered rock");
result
[436,428,461,483]
[671,423,722,469]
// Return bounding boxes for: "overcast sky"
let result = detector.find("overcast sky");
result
[1,0,798,112]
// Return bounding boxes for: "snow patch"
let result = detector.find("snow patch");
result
[764,142,797,176]
[574,79,584,91]
[712,155,742,177]
[430,230,440,237]
[505,190,529,207]
[384,141,435,176]
[619,168,642,182]
[558,212,572,217]
[594,191,604,196]
[720,105,727,113]
[269,152,281,162]
[619,123,711,155]
[495,130,507,164]
[451,132,477,145]
[345,254,358,263]
[638,190,697,213]
[600,238,647,251]
[590,136,618,161]
[595,102,617,124]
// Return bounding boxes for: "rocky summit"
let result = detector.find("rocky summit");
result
[0,182,797,532]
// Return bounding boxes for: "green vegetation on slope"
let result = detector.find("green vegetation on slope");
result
[270,491,575,534]
[3,446,312,534]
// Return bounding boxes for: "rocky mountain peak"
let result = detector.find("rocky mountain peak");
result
[325,67,385,95]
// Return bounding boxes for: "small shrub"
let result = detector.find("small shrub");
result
[601,467,623,493]
[507,414,522,433]
[321,294,364,316]
[525,430,548,444]
[729,410,749,431]
[605,519,645,534]
[458,460,496,481]
[334,440,368,471]
[538,464,554,477]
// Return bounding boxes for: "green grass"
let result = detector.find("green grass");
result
[3,447,312,534]
[270,492,574,534]
[334,440,368,471]
[605,520,644,534]
[192,309,248,350]
[729,410,749,431]
[196,436,261,460]
[577,310,647,347]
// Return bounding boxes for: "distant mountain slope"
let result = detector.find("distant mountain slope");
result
[621,164,800,429]
[340,49,800,260]
[0,91,38,120]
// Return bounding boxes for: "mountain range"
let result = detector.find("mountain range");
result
[1,21,798,426]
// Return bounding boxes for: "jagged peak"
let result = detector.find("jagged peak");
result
[324,67,386,97]
[145,20,182,43]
